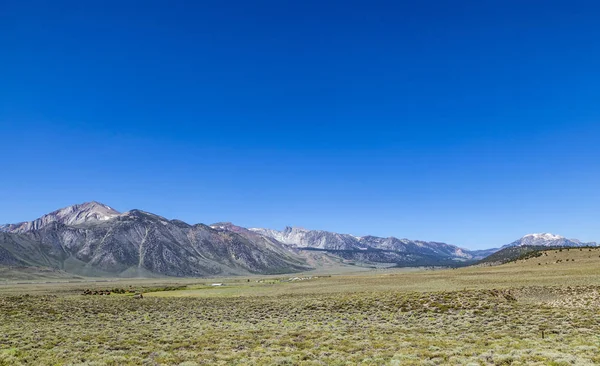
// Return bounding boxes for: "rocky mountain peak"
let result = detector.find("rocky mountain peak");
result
[1,201,120,234]
[282,226,309,234]
[505,233,596,248]
[210,222,235,230]
[59,201,119,220]
[522,233,564,241]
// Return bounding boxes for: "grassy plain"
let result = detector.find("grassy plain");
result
[1,247,600,365]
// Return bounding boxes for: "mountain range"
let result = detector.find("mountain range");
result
[0,202,595,278]
[249,226,488,265]
[0,202,310,277]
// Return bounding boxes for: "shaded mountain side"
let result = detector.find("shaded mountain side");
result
[299,248,476,267]
[0,266,83,281]
[0,244,28,266]
[359,236,474,259]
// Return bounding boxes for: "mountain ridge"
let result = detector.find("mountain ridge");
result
[0,201,120,234]
[0,202,312,277]
[1,202,597,277]
[503,233,597,248]
[249,226,484,263]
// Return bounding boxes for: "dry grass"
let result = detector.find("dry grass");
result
[1,248,600,365]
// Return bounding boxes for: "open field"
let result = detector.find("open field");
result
[1,248,600,365]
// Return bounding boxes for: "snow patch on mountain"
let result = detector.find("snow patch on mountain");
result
[504,233,597,248]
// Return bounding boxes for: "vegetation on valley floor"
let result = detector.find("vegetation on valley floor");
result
[1,247,600,365]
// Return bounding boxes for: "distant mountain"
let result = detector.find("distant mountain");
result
[503,233,597,248]
[249,227,362,251]
[477,233,598,265]
[250,226,486,265]
[5,203,594,277]
[467,248,500,259]
[0,203,311,277]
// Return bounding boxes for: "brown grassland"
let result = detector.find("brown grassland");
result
[1,247,600,365]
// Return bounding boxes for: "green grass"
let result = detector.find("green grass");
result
[1,250,600,365]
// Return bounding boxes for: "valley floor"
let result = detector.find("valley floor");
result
[1,250,600,365]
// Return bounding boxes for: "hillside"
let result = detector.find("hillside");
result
[479,245,600,267]
[4,203,598,278]
[0,204,312,277]
[0,202,496,278]
[477,245,552,265]
[501,246,600,268]
[250,226,484,265]
[503,233,597,248]
[477,233,599,265]
[0,266,82,281]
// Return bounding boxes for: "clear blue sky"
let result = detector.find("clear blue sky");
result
[1,1,599,249]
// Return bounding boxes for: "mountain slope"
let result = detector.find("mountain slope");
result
[503,233,597,248]
[0,201,120,233]
[477,245,551,265]
[250,227,484,265]
[477,233,598,265]
[0,203,311,277]
[250,227,363,250]
[7,204,592,276]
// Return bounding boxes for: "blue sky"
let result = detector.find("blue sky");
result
[1,1,599,249]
